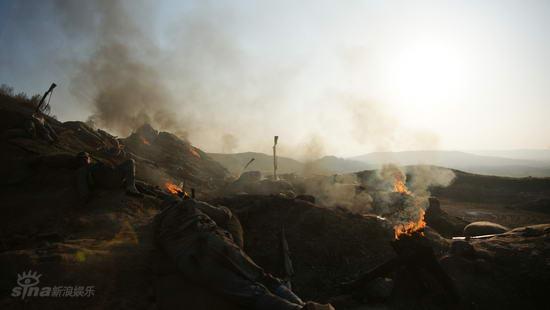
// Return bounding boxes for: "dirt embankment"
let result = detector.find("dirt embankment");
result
[0,95,226,308]
[212,195,395,301]
[432,170,550,205]
[1,94,550,309]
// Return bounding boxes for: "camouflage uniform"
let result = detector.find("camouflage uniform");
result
[153,198,305,310]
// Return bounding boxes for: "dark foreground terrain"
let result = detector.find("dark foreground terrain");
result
[1,93,549,309]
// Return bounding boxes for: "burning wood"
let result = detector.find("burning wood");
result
[165,182,181,194]
[344,168,457,302]
[394,209,426,239]
[141,137,151,145]
[392,172,411,195]
[391,176,426,239]
[164,181,192,199]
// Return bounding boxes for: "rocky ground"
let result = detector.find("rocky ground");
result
[1,95,550,309]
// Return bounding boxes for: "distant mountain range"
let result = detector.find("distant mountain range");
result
[207,152,371,176]
[350,150,550,178]
[208,150,550,178]
[208,152,304,176]
[468,149,550,163]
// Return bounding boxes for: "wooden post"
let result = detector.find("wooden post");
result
[273,136,279,180]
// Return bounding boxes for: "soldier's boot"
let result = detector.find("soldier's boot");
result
[121,159,142,197]
[301,302,335,310]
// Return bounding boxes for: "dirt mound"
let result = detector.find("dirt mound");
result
[0,97,162,308]
[124,124,230,196]
[0,92,229,195]
[211,195,395,301]
[2,93,550,309]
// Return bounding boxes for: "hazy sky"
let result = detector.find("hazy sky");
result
[1,0,549,158]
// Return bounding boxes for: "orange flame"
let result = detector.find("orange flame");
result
[141,137,150,145]
[164,181,190,197]
[393,173,411,194]
[392,173,426,239]
[394,209,426,239]
[165,182,181,194]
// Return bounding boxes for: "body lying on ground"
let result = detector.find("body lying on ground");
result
[153,197,334,310]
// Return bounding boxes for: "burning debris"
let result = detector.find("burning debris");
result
[362,165,430,241]
[392,172,411,195]
[164,181,183,195]
[163,181,194,198]
[384,168,428,239]
[394,209,426,240]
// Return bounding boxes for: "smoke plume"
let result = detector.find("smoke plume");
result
[304,174,374,214]
[55,0,182,136]
[3,0,445,156]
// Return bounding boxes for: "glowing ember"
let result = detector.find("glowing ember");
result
[394,209,426,239]
[141,137,151,145]
[165,182,181,194]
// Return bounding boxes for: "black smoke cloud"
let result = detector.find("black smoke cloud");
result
[54,0,183,136]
